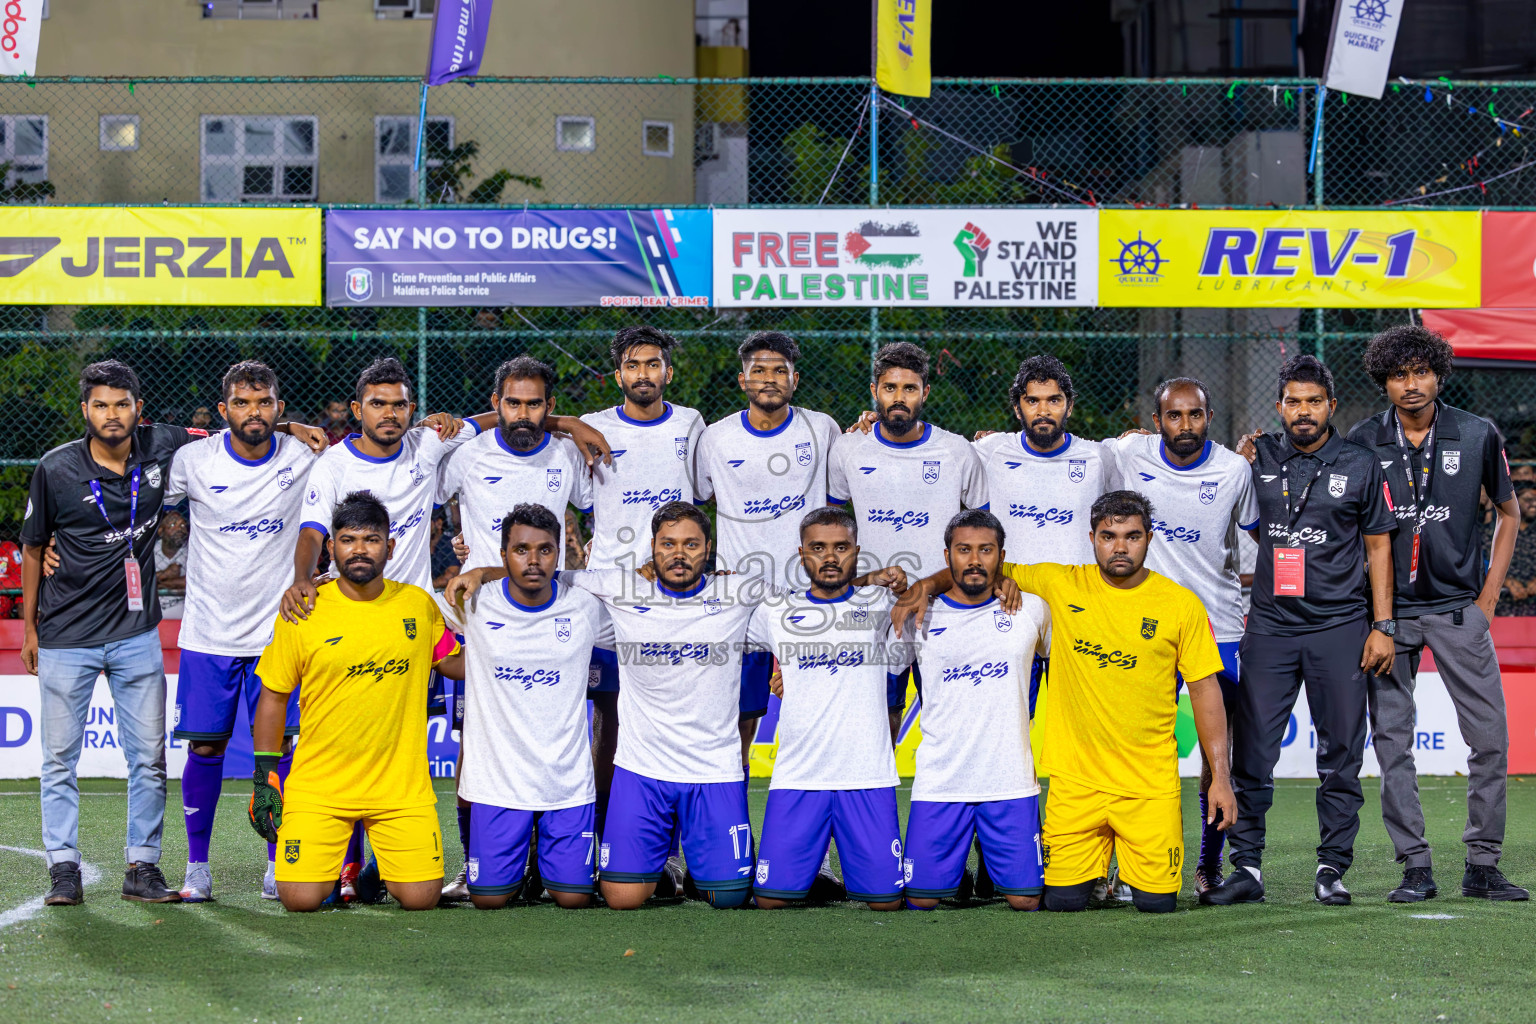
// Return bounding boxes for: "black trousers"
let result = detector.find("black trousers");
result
[1229,618,1371,874]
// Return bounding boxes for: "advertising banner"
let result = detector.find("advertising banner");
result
[876,0,931,98]
[1477,211,1536,308]
[714,208,1098,308]
[424,0,496,86]
[0,207,321,305]
[1321,0,1405,100]
[326,209,711,307]
[1099,210,1480,308]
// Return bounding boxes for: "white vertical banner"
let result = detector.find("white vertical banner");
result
[1322,0,1405,100]
[0,0,44,78]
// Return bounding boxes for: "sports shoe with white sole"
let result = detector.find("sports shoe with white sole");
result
[1192,863,1224,897]
[261,860,279,900]
[180,862,214,903]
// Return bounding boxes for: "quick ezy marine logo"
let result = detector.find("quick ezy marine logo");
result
[742,495,807,518]
[621,487,682,508]
[217,517,285,539]
[866,508,930,532]
[1151,518,1201,544]
[344,658,411,680]
[1008,504,1073,528]
[1071,638,1139,670]
[941,661,1010,686]
[493,666,562,691]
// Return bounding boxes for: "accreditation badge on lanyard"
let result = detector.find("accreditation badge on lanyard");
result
[88,466,144,611]
[1394,416,1434,585]
[1274,457,1327,597]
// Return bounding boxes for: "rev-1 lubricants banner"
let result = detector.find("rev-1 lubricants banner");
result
[0,207,321,305]
[1099,210,1480,308]
[326,209,712,307]
[713,209,1098,307]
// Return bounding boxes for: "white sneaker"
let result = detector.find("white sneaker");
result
[440,866,470,903]
[261,860,279,900]
[180,862,213,903]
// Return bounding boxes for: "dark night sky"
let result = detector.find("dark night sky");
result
[747,0,1123,77]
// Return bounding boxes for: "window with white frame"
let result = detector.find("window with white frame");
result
[375,116,453,202]
[0,116,48,188]
[642,120,674,158]
[374,0,437,17]
[100,116,140,152]
[203,0,317,19]
[201,116,317,202]
[556,116,595,153]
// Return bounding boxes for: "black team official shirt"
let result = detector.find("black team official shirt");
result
[21,424,202,649]
[1247,427,1397,637]
[1348,401,1514,617]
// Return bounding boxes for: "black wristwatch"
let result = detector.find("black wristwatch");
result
[1371,619,1397,637]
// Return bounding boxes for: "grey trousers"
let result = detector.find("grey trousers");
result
[1367,604,1508,868]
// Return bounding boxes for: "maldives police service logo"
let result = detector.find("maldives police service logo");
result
[547,467,563,492]
[1442,449,1461,476]
[923,460,941,485]
[345,267,373,302]
[994,609,1013,632]
[1069,459,1086,483]
[756,860,770,885]
[1141,617,1158,640]
[796,441,813,467]
[674,436,690,461]
[1329,473,1348,498]
[306,486,320,505]
[277,466,294,490]
[403,617,417,640]
[555,617,571,643]
[145,464,162,488]
[1199,480,1219,505]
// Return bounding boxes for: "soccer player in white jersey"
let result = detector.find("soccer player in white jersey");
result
[696,331,841,786]
[828,342,988,727]
[166,361,325,902]
[748,507,907,911]
[442,504,613,909]
[897,508,1048,911]
[1101,376,1259,894]
[577,327,705,837]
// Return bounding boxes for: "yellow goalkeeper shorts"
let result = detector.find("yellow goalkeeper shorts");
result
[275,804,444,885]
[1042,775,1184,895]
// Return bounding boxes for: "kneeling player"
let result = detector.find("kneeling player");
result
[445,504,612,909]
[748,508,908,911]
[896,510,1048,912]
[249,492,463,912]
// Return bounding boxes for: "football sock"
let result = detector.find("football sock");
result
[345,821,366,865]
[1198,792,1225,869]
[457,804,471,858]
[1129,887,1178,914]
[1043,880,1095,912]
[904,899,935,911]
[181,750,223,864]
[267,749,293,863]
[594,788,610,840]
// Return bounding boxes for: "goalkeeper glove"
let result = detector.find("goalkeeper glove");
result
[248,752,284,844]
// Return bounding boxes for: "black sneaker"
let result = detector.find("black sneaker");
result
[1462,863,1530,901]
[1315,866,1351,906]
[122,862,182,903]
[1388,866,1438,903]
[1192,863,1224,897]
[653,855,688,899]
[353,858,388,904]
[44,862,83,906]
[1199,867,1265,905]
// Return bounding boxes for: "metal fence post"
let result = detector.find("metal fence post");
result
[1312,82,1325,364]
[868,77,880,385]
[417,307,429,416]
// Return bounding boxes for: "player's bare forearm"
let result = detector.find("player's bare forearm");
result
[293,528,323,585]
[1186,674,1236,828]
[435,650,466,680]
[274,421,327,453]
[20,543,43,675]
[251,685,290,755]
[1480,497,1521,617]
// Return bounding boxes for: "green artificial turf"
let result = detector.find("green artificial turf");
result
[0,776,1532,1023]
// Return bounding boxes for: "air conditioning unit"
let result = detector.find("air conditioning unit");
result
[695,121,720,162]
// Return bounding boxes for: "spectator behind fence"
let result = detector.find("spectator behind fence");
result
[190,407,217,432]
[156,509,188,619]
[430,505,461,590]
[319,399,352,446]
[1487,483,1536,615]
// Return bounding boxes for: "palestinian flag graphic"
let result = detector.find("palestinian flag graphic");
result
[843,220,922,268]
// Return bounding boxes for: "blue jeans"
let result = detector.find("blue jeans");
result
[37,628,168,866]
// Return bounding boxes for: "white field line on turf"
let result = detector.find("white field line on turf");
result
[0,845,101,931]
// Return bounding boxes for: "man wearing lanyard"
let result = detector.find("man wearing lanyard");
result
[20,360,322,907]
[1348,326,1527,903]
[1204,355,1396,907]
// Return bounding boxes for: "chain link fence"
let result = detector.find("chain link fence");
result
[4,75,1536,538]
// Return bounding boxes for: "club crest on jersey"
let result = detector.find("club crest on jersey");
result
[555,617,571,643]
[600,843,611,869]
[1329,473,1348,498]
[704,597,722,615]
[923,460,940,485]
[145,464,162,489]
[903,858,914,884]
[547,468,563,492]
[173,703,182,727]
[467,857,480,883]
[1069,459,1086,483]
[1442,449,1461,476]
[796,441,813,467]
[994,609,1012,632]
[403,617,417,640]
[756,860,770,885]
[1199,480,1219,505]
[284,840,300,864]
[410,464,425,486]
[1141,617,1158,640]
[674,437,689,461]
[277,467,294,490]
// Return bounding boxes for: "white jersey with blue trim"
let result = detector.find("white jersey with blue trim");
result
[579,403,705,572]
[436,428,593,572]
[972,431,1106,566]
[697,406,841,588]
[746,586,903,791]
[827,422,989,581]
[443,579,614,811]
[559,567,784,785]
[901,593,1049,803]
[167,431,319,656]
[301,424,477,592]
[1102,434,1260,643]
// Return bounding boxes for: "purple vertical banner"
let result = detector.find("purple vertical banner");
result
[425,0,496,85]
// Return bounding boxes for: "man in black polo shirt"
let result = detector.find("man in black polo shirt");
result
[1204,355,1397,908]
[1348,326,1527,903]
[20,360,322,907]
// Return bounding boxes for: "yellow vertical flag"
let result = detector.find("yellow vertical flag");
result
[876,0,931,98]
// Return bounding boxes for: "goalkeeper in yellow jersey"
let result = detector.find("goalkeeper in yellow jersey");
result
[249,491,463,912]
[891,489,1234,913]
